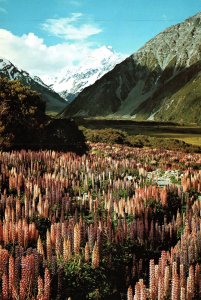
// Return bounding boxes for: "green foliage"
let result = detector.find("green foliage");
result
[0,77,45,150]
[170,175,181,185]
[82,127,128,145]
[117,188,128,199]
[177,224,185,240]
[188,188,201,199]
[166,191,182,220]
[42,119,88,154]
[34,216,51,240]
[113,187,135,200]
[63,259,111,300]
[127,134,201,152]
[81,126,201,153]
[127,135,151,148]
[0,77,88,154]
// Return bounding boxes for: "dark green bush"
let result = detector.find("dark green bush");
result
[0,77,88,154]
[81,126,201,153]
[81,127,127,145]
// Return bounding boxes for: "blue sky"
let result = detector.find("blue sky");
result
[0,0,200,75]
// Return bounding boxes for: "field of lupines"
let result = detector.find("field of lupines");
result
[0,143,200,300]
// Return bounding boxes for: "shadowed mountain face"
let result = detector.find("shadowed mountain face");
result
[61,12,201,124]
[0,58,67,114]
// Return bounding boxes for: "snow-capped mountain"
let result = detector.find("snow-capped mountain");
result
[61,12,201,124]
[0,58,67,113]
[0,58,47,87]
[0,57,28,82]
[41,46,126,102]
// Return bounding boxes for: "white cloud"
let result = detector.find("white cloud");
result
[0,13,104,76]
[0,29,102,76]
[41,13,102,40]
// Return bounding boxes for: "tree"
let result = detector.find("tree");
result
[0,77,87,154]
[0,77,46,150]
[42,119,88,154]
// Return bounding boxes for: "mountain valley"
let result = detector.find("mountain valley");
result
[61,13,201,124]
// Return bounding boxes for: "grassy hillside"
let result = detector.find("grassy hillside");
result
[135,62,201,124]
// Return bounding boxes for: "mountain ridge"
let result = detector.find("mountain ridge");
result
[0,58,67,114]
[61,12,201,124]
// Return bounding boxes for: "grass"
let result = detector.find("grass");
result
[145,133,201,146]
[80,127,201,153]
[46,111,58,117]
[77,119,201,147]
[176,137,201,147]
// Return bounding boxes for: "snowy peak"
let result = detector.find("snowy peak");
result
[0,58,11,69]
[0,57,46,87]
[61,12,201,124]
[82,46,116,66]
[0,57,28,81]
[41,46,126,101]
[0,58,67,113]
[78,46,123,73]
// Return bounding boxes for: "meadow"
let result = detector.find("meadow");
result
[0,143,200,299]
[77,119,201,146]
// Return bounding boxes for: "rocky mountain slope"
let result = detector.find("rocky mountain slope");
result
[41,46,124,102]
[61,12,201,124]
[0,58,67,114]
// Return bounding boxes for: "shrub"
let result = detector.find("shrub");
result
[81,127,127,145]
[0,78,87,154]
[81,126,201,153]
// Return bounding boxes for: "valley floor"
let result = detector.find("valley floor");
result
[77,119,201,146]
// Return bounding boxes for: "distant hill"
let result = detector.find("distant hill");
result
[0,58,67,114]
[61,12,201,124]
